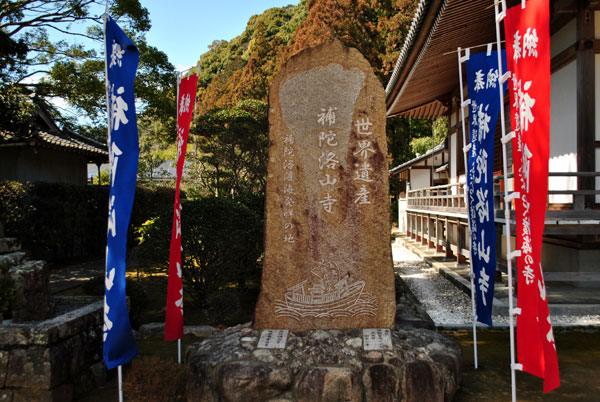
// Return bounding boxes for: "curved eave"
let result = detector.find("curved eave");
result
[385,0,502,119]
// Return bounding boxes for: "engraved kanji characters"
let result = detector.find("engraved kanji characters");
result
[318,106,341,214]
[281,131,297,243]
[353,116,377,206]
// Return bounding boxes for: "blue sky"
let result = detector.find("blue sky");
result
[143,0,300,71]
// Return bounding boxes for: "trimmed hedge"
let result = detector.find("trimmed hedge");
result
[0,180,177,263]
[137,196,264,309]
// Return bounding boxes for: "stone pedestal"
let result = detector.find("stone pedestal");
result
[186,323,462,402]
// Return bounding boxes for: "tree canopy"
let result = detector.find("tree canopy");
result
[0,0,175,141]
[195,0,416,113]
[1,0,439,195]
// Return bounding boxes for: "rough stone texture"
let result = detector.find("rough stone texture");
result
[431,353,463,402]
[0,251,26,268]
[0,350,7,388]
[255,40,395,330]
[362,364,401,402]
[10,384,72,402]
[186,323,462,402]
[0,238,20,254]
[0,298,102,346]
[295,367,361,402]
[185,325,217,338]
[89,361,107,387]
[136,322,165,339]
[9,260,54,322]
[0,297,104,401]
[402,360,445,402]
[217,361,292,402]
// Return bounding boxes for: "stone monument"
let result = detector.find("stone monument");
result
[254,40,395,330]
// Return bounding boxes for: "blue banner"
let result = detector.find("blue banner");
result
[103,15,139,369]
[465,49,506,326]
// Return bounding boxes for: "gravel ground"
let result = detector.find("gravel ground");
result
[392,243,600,328]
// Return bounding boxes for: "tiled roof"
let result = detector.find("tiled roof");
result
[0,129,108,159]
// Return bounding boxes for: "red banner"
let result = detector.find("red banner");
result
[504,0,559,393]
[165,73,198,341]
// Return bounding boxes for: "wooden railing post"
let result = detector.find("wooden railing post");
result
[436,217,444,252]
[456,221,467,264]
[428,215,435,248]
[421,214,427,244]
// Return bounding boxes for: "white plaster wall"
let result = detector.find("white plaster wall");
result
[549,60,577,203]
[410,169,430,190]
[551,19,576,58]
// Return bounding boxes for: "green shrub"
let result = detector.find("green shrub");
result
[137,196,263,308]
[0,180,177,263]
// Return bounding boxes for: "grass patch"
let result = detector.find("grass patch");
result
[447,328,600,401]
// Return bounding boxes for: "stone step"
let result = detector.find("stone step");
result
[0,251,27,268]
[0,238,21,254]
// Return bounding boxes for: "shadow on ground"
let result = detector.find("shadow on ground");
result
[450,329,600,402]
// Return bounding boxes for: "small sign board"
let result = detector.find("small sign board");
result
[257,329,289,349]
[363,328,393,350]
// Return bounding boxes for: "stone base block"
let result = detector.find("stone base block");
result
[9,260,54,322]
[186,323,462,402]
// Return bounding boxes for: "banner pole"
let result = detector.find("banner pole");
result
[118,365,124,402]
[456,46,478,369]
[102,12,110,148]
[175,71,181,364]
[494,1,521,401]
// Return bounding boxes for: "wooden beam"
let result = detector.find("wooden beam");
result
[551,42,577,72]
[576,3,596,209]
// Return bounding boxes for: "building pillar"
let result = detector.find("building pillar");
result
[576,3,596,209]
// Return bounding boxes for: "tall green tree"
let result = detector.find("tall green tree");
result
[192,99,269,198]
[0,0,175,141]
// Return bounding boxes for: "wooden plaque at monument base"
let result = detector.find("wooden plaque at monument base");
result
[254,40,395,330]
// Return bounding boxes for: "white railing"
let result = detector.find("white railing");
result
[406,183,466,213]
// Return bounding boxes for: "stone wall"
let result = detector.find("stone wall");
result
[0,237,106,402]
[0,297,105,402]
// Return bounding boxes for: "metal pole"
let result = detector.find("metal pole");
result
[494,2,522,401]
[178,338,182,364]
[118,365,124,402]
[456,46,478,369]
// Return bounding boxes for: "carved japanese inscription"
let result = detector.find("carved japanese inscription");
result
[254,40,395,330]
